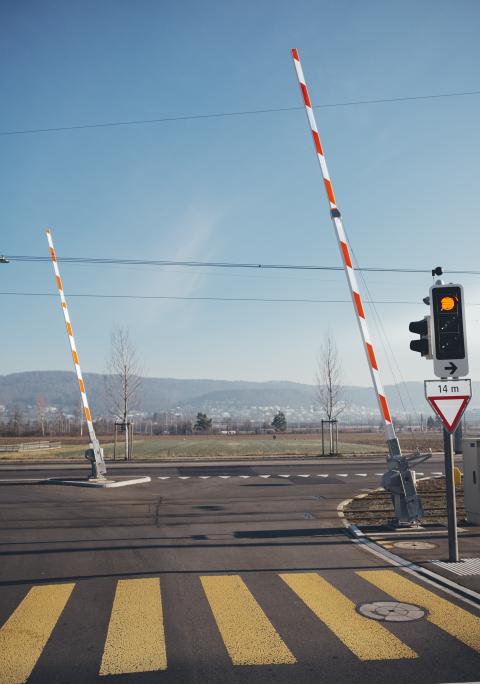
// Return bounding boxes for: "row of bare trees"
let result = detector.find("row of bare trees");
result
[1,328,344,441]
[0,325,142,442]
[105,329,345,441]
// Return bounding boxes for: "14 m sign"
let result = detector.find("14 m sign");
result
[424,379,472,433]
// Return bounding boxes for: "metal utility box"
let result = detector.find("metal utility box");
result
[462,438,480,524]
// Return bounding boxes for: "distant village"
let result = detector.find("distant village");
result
[1,399,477,438]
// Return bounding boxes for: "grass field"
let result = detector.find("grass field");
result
[0,433,389,461]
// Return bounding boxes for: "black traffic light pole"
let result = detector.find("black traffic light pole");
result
[443,426,459,562]
[432,273,465,562]
[411,267,467,563]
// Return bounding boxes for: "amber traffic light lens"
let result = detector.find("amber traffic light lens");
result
[440,295,456,312]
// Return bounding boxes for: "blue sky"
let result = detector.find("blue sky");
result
[1,0,480,389]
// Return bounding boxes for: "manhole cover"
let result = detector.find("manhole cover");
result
[358,601,426,622]
[393,541,436,550]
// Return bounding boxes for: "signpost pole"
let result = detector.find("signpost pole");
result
[443,426,459,562]
[425,377,471,562]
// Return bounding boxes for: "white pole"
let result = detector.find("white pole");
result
[291,49,401,458]
[45,228,107,477]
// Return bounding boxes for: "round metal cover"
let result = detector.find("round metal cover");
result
[393,541,436,550]
[358,601,426,622]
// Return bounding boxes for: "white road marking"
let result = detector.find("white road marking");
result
[259,475,271,479]
[178,476,190,480]
[416,472,424,476]
[199,476,210,479]
[355,473,367,477]
[158,477,170,480]
[297,474,310,478]
[432,472,443,476]
[239,475,250,479]
[336,474,348,478]
[219,475,230,479]
[316,474,329,478]
[375,473,384,476]
[278,474,290,478]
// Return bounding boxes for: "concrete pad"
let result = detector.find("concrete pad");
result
[46,476,151,488]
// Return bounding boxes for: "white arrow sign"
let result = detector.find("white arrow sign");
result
[424,379,472,433]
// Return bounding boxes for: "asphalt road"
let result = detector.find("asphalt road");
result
[0,455,478,683]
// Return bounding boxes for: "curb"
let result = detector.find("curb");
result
[46,476,152,488]
[0,453,391,467]
[337,491,480,609]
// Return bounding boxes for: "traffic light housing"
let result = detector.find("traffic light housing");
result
[430,283,468,377]
[409,315,431,358]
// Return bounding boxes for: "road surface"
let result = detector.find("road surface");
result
[0,455,478,683]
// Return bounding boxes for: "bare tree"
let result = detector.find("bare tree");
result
[11,406,24,437]
[316,333,345,454]
[104,326,143,459]
[35,395,48,437]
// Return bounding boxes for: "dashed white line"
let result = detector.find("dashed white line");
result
[154,471,392,482]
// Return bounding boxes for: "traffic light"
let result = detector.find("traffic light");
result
[430,283,468,377]
[409,315,431,358]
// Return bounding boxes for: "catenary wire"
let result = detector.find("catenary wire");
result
[1,89,479,137]
[348,237,422,450]
[3,255,480,275]
[1,291,480,304]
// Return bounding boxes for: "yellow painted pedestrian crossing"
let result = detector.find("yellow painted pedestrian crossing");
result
[280,572,417,660]
[357,569,480,653]
[0,570,479,683]
[0,583,74,684]
[200,575,296,665]
[99,578,167,675]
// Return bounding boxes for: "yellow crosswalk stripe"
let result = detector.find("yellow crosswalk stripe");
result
[0,583,75,684]
[357,569,480,652]
[200,575,296,665]
[280,572,417,661]
[99,578,167,675]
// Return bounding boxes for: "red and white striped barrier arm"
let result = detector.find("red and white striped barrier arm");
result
[45,228,98,447]
[291,49,400,456]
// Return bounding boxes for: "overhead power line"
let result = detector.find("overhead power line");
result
[1,291,480,305]
[1,89,479,137]
[4,254,480,275]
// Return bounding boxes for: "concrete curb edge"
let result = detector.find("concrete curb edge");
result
[337,492,480,609]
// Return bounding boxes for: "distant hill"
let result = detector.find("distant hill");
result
[0,371,477,416]
[0,372,319,415]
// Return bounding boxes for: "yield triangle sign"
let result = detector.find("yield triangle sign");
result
[427,395,470,433]
[425,379,472,433]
